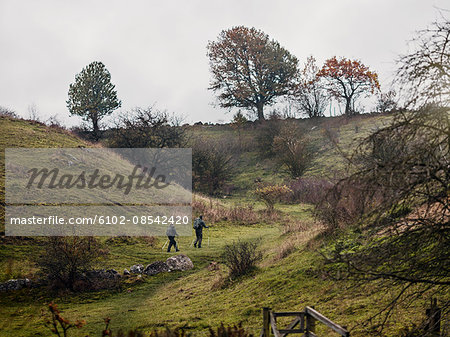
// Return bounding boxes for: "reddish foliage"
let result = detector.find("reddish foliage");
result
[207,26,299,120]
[318,56,380,115]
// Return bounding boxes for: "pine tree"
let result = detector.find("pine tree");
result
[67,61,121,139]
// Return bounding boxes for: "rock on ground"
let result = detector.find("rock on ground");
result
[143,261,170,275]
[0,278,31,291]
[166,254,194,271]
[130,264,144,274]
[84,269,121,280]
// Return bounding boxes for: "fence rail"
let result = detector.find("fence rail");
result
[261,306,349,337]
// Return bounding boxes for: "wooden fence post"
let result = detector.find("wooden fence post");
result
[263,307,271,337]
[306,306,316,336]
[425,298,441,337]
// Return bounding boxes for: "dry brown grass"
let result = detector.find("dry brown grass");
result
[269,219,326,263]
[274,239,296,260]
[210,271,226,290]
[193,194,265,224]
[281,220,309,235]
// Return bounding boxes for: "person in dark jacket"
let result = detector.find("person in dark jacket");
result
[193,215,209,248]
[166,224,179,252]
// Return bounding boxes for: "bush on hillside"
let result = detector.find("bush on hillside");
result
[38,237,108,291]
[254,184,292,212]
[192,138,234,195]
[222,240,262,278]
[254,119,283,158]
[192,196,261,224]
[286,178,333,205]
[0,106,18,118]
[108,107,186,148]
[255,119,313,178]
[272,122,314,178]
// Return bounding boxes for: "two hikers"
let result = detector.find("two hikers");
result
[165,216,209,251]
[166,223,179,252]
[193,215,209,248]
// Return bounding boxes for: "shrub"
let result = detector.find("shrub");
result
[45,302,86,336]
[209,323,253,337]
[286,178,333,205]
[375,89,398,113]
[314,179,368,230]
[192,138,234,195]
[255,119,313,178]
[37,237,108,290]
[273,123,313,178]
[255,119,283,158]
[281,220,308,235]
[192,195,282,224]
[192,195,260,224]
[0,106,18,118]
[108,107,186,148]
[222,240,262,278]
[255,184,292,212]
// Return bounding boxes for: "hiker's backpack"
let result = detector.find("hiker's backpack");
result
[193,218,201,229]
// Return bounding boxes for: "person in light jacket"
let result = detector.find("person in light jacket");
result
[166,224,179,252]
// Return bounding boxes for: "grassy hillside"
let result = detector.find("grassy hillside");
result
[0,114,431,337]
[0,117,91,233]
[187,114,392,197]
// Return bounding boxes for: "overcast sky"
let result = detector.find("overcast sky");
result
[0,0,447,126]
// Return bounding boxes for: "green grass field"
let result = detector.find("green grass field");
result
[0,114,431,337]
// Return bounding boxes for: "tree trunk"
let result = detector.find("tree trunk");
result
[345,98,352,116]
[92,113,100,140]
[256,102,265,121]
[92,118,99,134]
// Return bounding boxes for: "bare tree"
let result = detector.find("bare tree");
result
[28,103,40,122]
[38,237,107,290]
[0,106,17,118]
[318,107,449,332]
[375,89,398,113]
[108,107,186,148]
[396,14,450,108]
[295,56,329,118]
[316,19,450,330]
[231,110,248,152]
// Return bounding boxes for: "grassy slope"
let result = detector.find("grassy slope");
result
[0,117,90,232]
[188,114,392,197]
[0,114,426,337]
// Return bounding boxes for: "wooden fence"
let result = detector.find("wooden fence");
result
[261,306,349,337]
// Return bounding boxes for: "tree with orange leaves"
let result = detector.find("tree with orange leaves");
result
[207,26,299,121]
[317,56,380,116]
